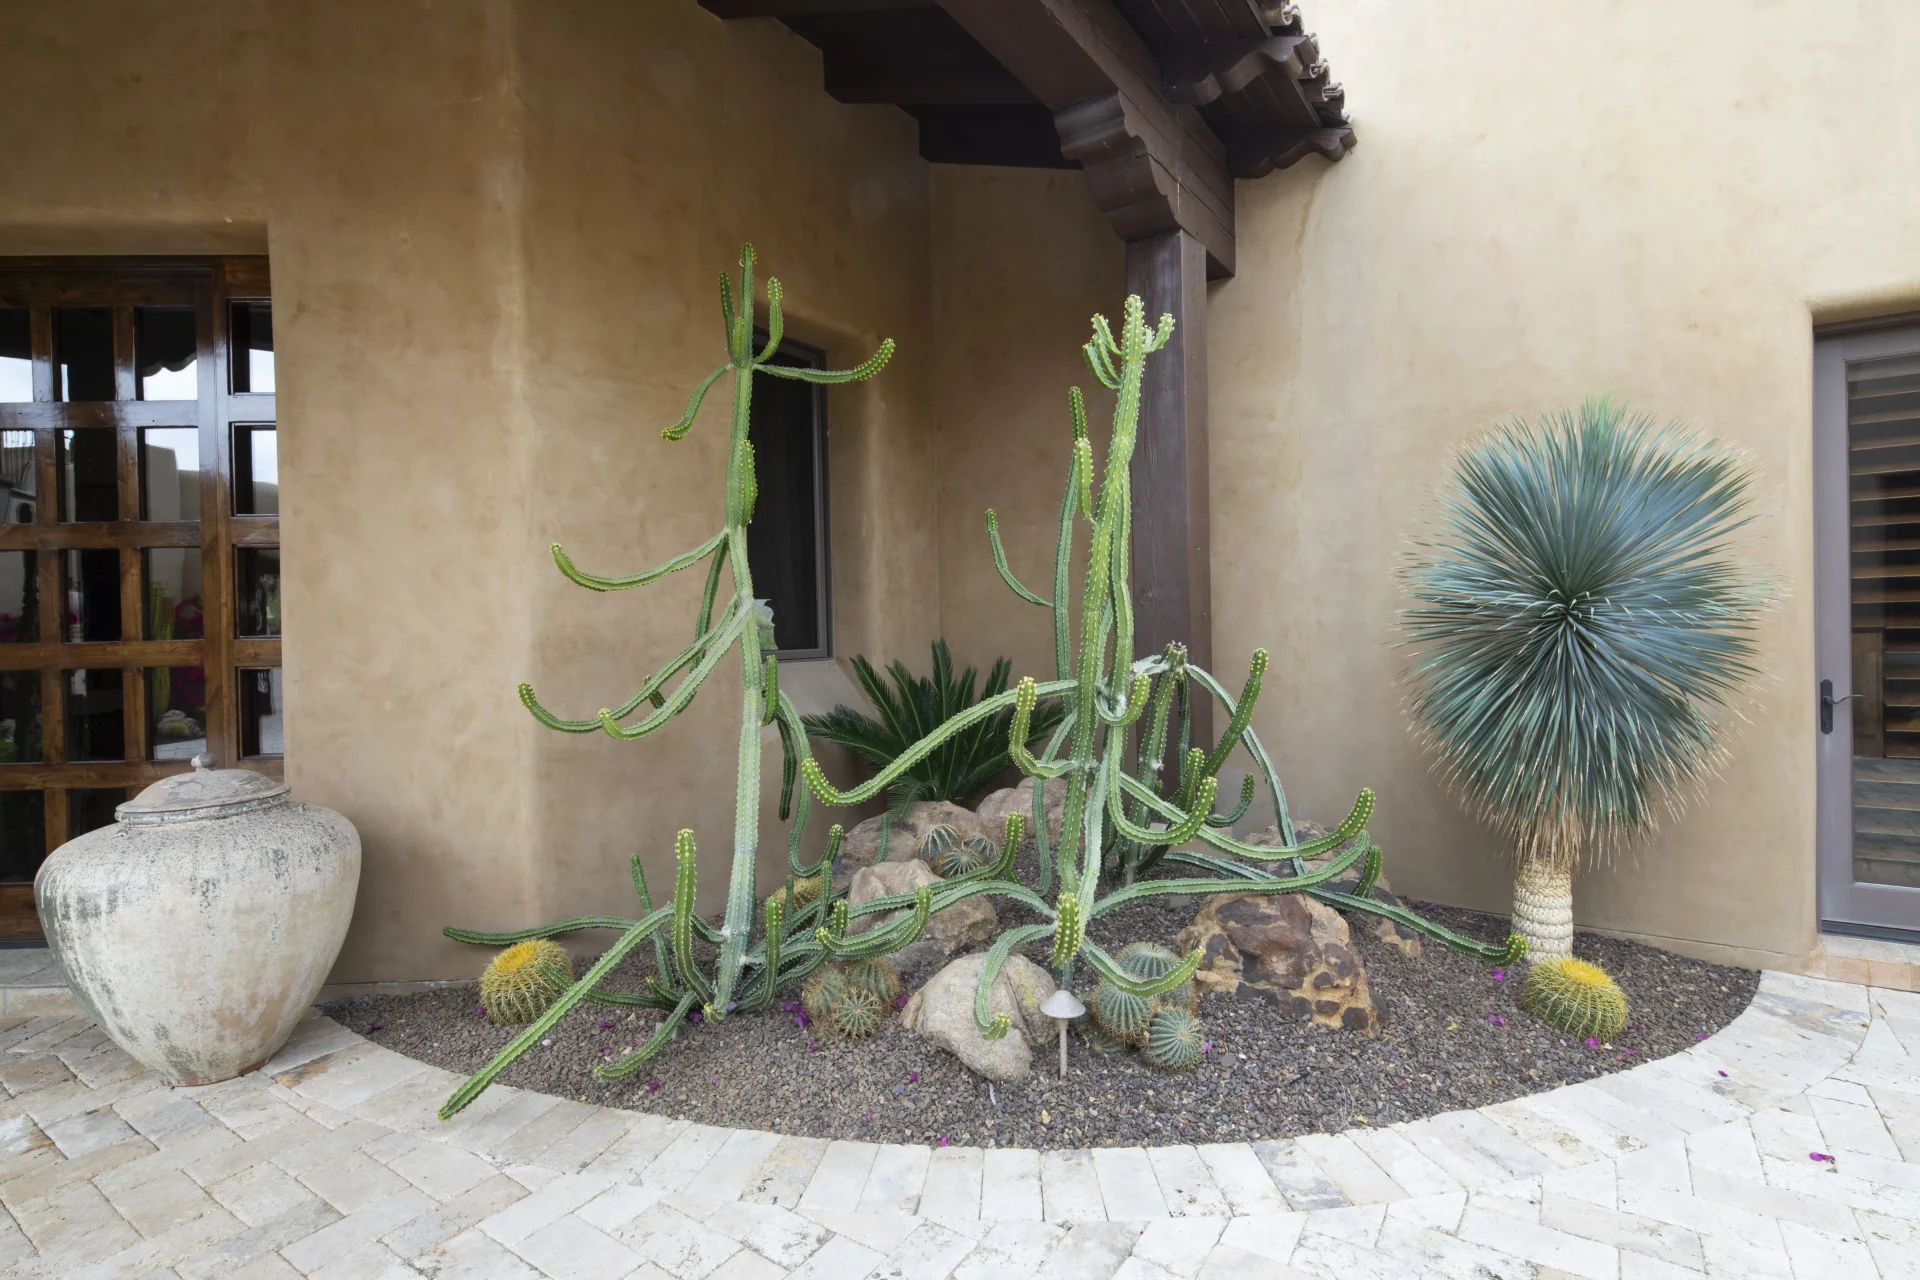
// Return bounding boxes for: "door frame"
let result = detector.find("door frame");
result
[1815,322,1920,940]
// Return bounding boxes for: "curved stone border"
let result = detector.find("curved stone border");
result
[0,970,1914,1277]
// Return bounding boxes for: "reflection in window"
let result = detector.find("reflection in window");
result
[0,790,45,882]
[2,429,35,525]
[0,551,36,643]
[236,548,280,636]
[140,428,201,521]
[55,309,112,402]
[67,788,123,842]
[230,301,273,393]
[58,430,116,522]
[0,672,42,763]
[241,668,283,757]
[64,668,124,761]
[62,549,121,642]
[0,310,29,403]
[143,549,204,641]
[135,307,197,400]
[233,425,278,515]
[148,665,206,761]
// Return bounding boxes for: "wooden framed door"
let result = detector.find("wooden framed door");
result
[0,258,282,939]
[1816,322,1920,938]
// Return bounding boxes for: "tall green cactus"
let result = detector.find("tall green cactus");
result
[437,248,1521,1120]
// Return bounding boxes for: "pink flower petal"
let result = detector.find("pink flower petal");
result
[1487,1015,1506,1028]
[1490,969,1506,982]
[1810,1152,1835,1163]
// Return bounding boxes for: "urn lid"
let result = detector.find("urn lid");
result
[116,753,291,825]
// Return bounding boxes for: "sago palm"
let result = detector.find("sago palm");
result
[803,639,1064,807]
[1399,398,1767,959]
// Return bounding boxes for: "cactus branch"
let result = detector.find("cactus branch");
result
[986,509,1050,607]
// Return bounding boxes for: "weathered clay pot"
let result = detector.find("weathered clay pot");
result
[35,755,360,1086]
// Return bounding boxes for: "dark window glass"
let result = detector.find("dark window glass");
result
[744,341,828,655]
[0,671,42,763]
[140,427,200,521]
[230,301,273,393]
[233,425,277,514]
[0,791,46,882]
[148,665,206,761]
[62,549,121,642]
[67,788,123,841]
[240,667,282,756]
[55,308,112,402]
[236,548,280,637]
[0,309,29,402]
[143,549,204,640]
[134,307,197,400]
[64,668,124,761]
[0,551,36,643]
[58,429,117,522]
[2,429,36,524]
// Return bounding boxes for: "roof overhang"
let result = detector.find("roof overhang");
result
[700,0,1354,279]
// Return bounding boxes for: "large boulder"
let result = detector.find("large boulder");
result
[1247,820,1421,958]
[901,952,1056,1082]
[846,859,997,953]
[836,801,992,881]
[1177,893,1381,1036]
[975,776,1069,849]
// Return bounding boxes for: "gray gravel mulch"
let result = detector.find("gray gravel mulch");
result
[327,898,1757,1151]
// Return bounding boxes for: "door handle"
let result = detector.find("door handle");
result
[1821,678,1863,734]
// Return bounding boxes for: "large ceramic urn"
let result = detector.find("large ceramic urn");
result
[35,755,360,1086]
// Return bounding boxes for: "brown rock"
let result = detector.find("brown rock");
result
[1248,819,1421,959]
[846,858,998,953]
[1176,892,1381,1036]
[975,776,1069,848]
[835,801,992,881]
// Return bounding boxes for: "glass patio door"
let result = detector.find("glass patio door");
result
[1816,323,1920,937]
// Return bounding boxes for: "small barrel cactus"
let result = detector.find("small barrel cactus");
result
[480,940,574,1025]
[1117,941,1182,981]
[1140,1007,1205,1070]
[768,876,824,911]
[801,966,849,1021]
[916,823,959,863]
[822,985,887,1041]
[935,834,997,878]
[1076,1017,1130,1055]
[1091,980,1153,1045]
[1520,957,1628,1042]
[838,956,901,1005]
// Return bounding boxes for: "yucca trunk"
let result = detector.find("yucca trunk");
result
[1512,857,1573,961]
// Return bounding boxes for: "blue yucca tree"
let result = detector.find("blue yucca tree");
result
[1399,398,1768,958]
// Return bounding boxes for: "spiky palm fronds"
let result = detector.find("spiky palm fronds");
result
[1399,398,1767,868]
[802,640,1064,806]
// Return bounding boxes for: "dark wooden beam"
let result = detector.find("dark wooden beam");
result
[934,0,1236,278]
[1127,230,1212,745]
[700,0,934,17]
[907,105,1073,168]
[821,43,1035,105]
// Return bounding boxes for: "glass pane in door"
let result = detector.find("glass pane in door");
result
[1847,352,1920,889]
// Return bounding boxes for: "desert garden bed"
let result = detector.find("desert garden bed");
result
[330,899,1755,1151]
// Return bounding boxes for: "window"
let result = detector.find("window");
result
[745,336,831,658]
[0,259,282,939]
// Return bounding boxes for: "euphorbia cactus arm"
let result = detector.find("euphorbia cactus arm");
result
[549,531,726,593]
[518,618,734,732]
[971,923,1055,1040]
[1080,939,1202,998]
[985,510,1049,608]
[594,991,699,1081]
[1187,663,1295,844]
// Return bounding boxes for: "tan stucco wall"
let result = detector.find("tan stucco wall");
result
[930,168,1123,683]
[0,1,942,980]
[1211,0,1920,971]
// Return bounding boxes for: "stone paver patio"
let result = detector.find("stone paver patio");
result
[0,971,1915,1278]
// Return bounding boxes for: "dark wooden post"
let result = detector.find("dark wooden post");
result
[1126,230,1212,744]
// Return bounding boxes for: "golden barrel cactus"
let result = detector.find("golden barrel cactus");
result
[1520,957,1628,1042]
[480,940,574,1026]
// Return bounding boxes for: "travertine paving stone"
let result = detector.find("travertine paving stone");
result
[0,970,1913,1276]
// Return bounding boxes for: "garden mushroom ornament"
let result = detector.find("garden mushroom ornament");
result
[1041,989,1085,1076]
